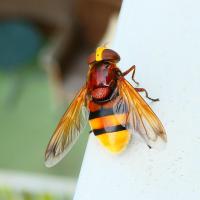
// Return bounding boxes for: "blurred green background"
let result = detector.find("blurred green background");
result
[0,65,88,177]
[0,21,88,178]
[0,20,89,200]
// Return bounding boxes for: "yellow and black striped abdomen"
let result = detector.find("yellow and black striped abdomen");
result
[89,102,131,153]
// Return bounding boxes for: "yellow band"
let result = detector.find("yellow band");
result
[89,114,127,130]
[95,46,106,61]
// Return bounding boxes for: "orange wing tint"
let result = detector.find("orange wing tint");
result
[115,77,167,147]
[45,85,88,167]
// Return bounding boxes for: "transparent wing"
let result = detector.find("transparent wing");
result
[114,78,167,147]
[45,85,88,167]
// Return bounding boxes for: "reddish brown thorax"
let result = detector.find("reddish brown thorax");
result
[87,48,121,103]
[87,62,117,100]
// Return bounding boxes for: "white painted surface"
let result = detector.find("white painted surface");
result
[74,0,200,199]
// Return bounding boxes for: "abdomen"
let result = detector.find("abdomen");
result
[88,98,131,153]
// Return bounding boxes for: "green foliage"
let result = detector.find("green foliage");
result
[0,187,69,200]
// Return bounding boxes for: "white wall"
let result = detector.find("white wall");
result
[74,0,200,199]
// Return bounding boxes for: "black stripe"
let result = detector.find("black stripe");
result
[89,108,114,119]
[93,125,126,136]
[89,104,128,120]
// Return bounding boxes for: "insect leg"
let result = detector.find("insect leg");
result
[122,65,139,85]
[135,88,159,102]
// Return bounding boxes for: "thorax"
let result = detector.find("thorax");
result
[87,62,119,103]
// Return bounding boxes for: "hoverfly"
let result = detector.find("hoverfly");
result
[45,46,167,167]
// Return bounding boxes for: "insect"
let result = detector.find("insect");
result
[45,46,167,167]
